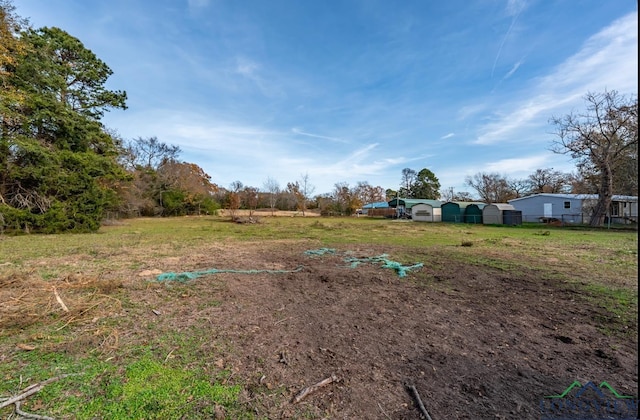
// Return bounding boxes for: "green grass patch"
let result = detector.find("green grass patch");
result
[576,283,638,336]
[0,348,248,420]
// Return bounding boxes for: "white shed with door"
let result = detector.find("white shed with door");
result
[412,203,442,222]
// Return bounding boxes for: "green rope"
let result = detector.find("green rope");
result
[157,266,304,283]
[344,254,423,277]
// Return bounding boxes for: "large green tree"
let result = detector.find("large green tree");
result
[0,11,128,232]
[398,167,440,199]
[412,168,441,199]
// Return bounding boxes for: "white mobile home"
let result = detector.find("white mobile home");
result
[508,194,638,224]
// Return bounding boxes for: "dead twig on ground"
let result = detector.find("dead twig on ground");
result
[52,287,69,312]
[15,400,54,420]
[292,374,338,403]
[377,402,392,419]
[406,384,433,420]
[0,373,78,416]
[274,317,290,325]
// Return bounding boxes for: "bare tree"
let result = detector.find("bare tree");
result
[298,173,315,216]
[400,168,416,197]
[123,136,181,170]
[354,181,385,205]
[263,177,280,216]
[226,180,243,220]
[242,186,259,218]
[464,172,515,203]
[507,178,530,198]
[527,168,570,194]
[550,91,638,226]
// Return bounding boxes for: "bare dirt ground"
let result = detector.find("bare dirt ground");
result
[125,242,637,419]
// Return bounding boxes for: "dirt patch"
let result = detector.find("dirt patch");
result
[126,244,637,419]
[1,241,636,418]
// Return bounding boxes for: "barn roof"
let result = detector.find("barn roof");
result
[484,203,515,210]
[362,201,389,209]
[442,201,487,209]
[388,198,442,208]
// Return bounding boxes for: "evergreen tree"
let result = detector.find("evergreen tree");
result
[0,7,128,233]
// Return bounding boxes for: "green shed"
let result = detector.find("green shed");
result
[442,201,486,223]
[464,203,486,224]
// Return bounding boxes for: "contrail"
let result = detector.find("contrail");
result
[491,4,524,78]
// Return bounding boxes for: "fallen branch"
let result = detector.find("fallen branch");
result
[407,384,433,420]
[292,374,338,403]
[0,374,77,410]
[15,400,54,420]
[53,287,69,312]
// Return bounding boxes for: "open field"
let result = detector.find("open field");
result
[0,216,637,419]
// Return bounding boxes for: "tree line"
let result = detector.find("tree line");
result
[1,2,636,231]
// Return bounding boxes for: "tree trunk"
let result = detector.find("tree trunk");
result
[589,163,613,226]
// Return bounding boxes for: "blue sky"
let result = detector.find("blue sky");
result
[14,0,638,195]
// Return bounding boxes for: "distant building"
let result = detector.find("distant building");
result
[441,201,487,223]
[508,194,638,224]
[361,201,396,217]
[482,203,516,225]
[412,202,442,222]
[388,199,442,219]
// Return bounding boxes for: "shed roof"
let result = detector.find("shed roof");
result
[484,203,515,210]
[442,201,486,209]
[509,194,638,203]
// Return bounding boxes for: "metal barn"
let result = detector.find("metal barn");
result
[464,203,486,224]
[482,203,515,225]
[388,199,441,219]
[442,202,486,223]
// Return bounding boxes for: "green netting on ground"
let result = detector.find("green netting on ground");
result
[156,249,422,282]
[303,248,337,255]
[304,249,423,278]
[344,254,423,278]
[157,266,304,282]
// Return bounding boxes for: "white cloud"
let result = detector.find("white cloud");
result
[503,59,522,80]
[291,128,346,143]
[484,154,549,174]
[440,133,455,140]
[236,57,260,78]
[475,11,638,145]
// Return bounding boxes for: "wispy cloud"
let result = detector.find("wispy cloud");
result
[291,128,347,143]
[484,154,549,173]
[491,0,527,78]
[440,133,455,140]
[503,59,522,80]
[475,11,638,145]
[235,56,259,78]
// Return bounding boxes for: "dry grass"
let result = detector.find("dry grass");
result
[0,269,123,337]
